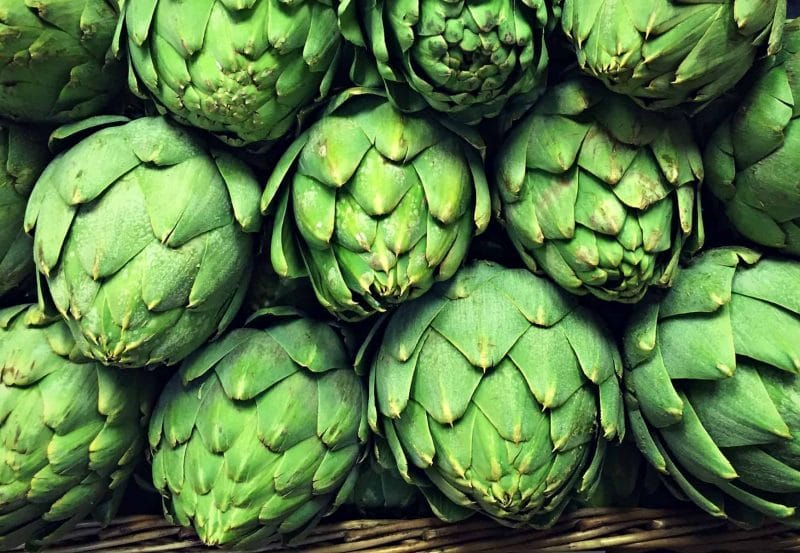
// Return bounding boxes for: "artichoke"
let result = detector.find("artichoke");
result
[122,0,342,145]
[150,316,368,547]
[338,0,550,125]
[624,247,800,526]
[0,0,123,123]
[24,116,262,368]
[369,261,625,526]
[261,89,491,321]
[494,77,703,303]
[348,438,422,514]
[705,19,800,256]
[558,0,786,110]
[0,304,153,549]
[0,123,50,298]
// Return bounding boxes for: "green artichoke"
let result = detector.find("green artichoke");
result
[705,19,800,256]
[121,0,342,145]
[150,316,368,547]
[261,89,491,321]
[494,77,703,303]
[348,438,421,514]
[0,123,49,298]
[369,261,625,526]
[24,116,262,368]
[624,247,800,526]
[0,0,123,123]
[0,304,153,549]
[558,0,786,110]
[338,0,550,125]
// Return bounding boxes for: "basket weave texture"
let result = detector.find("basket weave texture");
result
[33,508,800,552]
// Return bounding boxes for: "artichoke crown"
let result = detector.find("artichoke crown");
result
[369,261,624,526]
[24,116,262,368]
[338,0,551,124]
[704,19,800,256]
[495,77,704,302]
[0,124,50,297]
[0,0,123,122]
[262,89,491,321]
[123,0,342,145]
[559,0,786,110]
[625,247,800,526]
[149,316,367,547]
[0,304,153,549]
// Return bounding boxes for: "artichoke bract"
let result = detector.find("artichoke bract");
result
[261,89,491,321]
[558,0,786,111]
[0,0,122,123]
[150,316,368,548]
[0,304,153,549]
[705,19,800,256]
[122,0,342,145]
[24,116,262,368]
[338,0,550,125]
[495,78,704,303]
[369,261,625,526]
[624,247,800,526]
[0,124,50,298]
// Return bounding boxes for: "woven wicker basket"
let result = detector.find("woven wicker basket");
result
[37,509,800,552]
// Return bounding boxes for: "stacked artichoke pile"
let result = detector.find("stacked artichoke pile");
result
[2,0,800,549]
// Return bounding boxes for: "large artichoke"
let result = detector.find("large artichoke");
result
[0,123,49,298]
[558,0,786,110]
[624,247,800,526]
[261,89,491,321]
[122,0,342,145]
[338,0,550,125]
[369,261,625,526]
[705,19,800,256]
[150,316,367,547]
[494,77,703,303]
[0,304,153,549]
[0,0,123,123]
[24,116,262,368]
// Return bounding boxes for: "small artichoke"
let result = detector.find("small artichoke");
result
[370,261,625,526]
[0,304,153,549]
[0,0,123,123]
[558,0,786,110]
[495,77,703,303]
[261,89,491,321]
[122,0,342,145]
[624,247,800,526]
[0,123,50,297]
[705,19,800,256]
[150,316,367,548]
[338,0,550,125]
[24,116,262,368]
[348,438,422,515]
